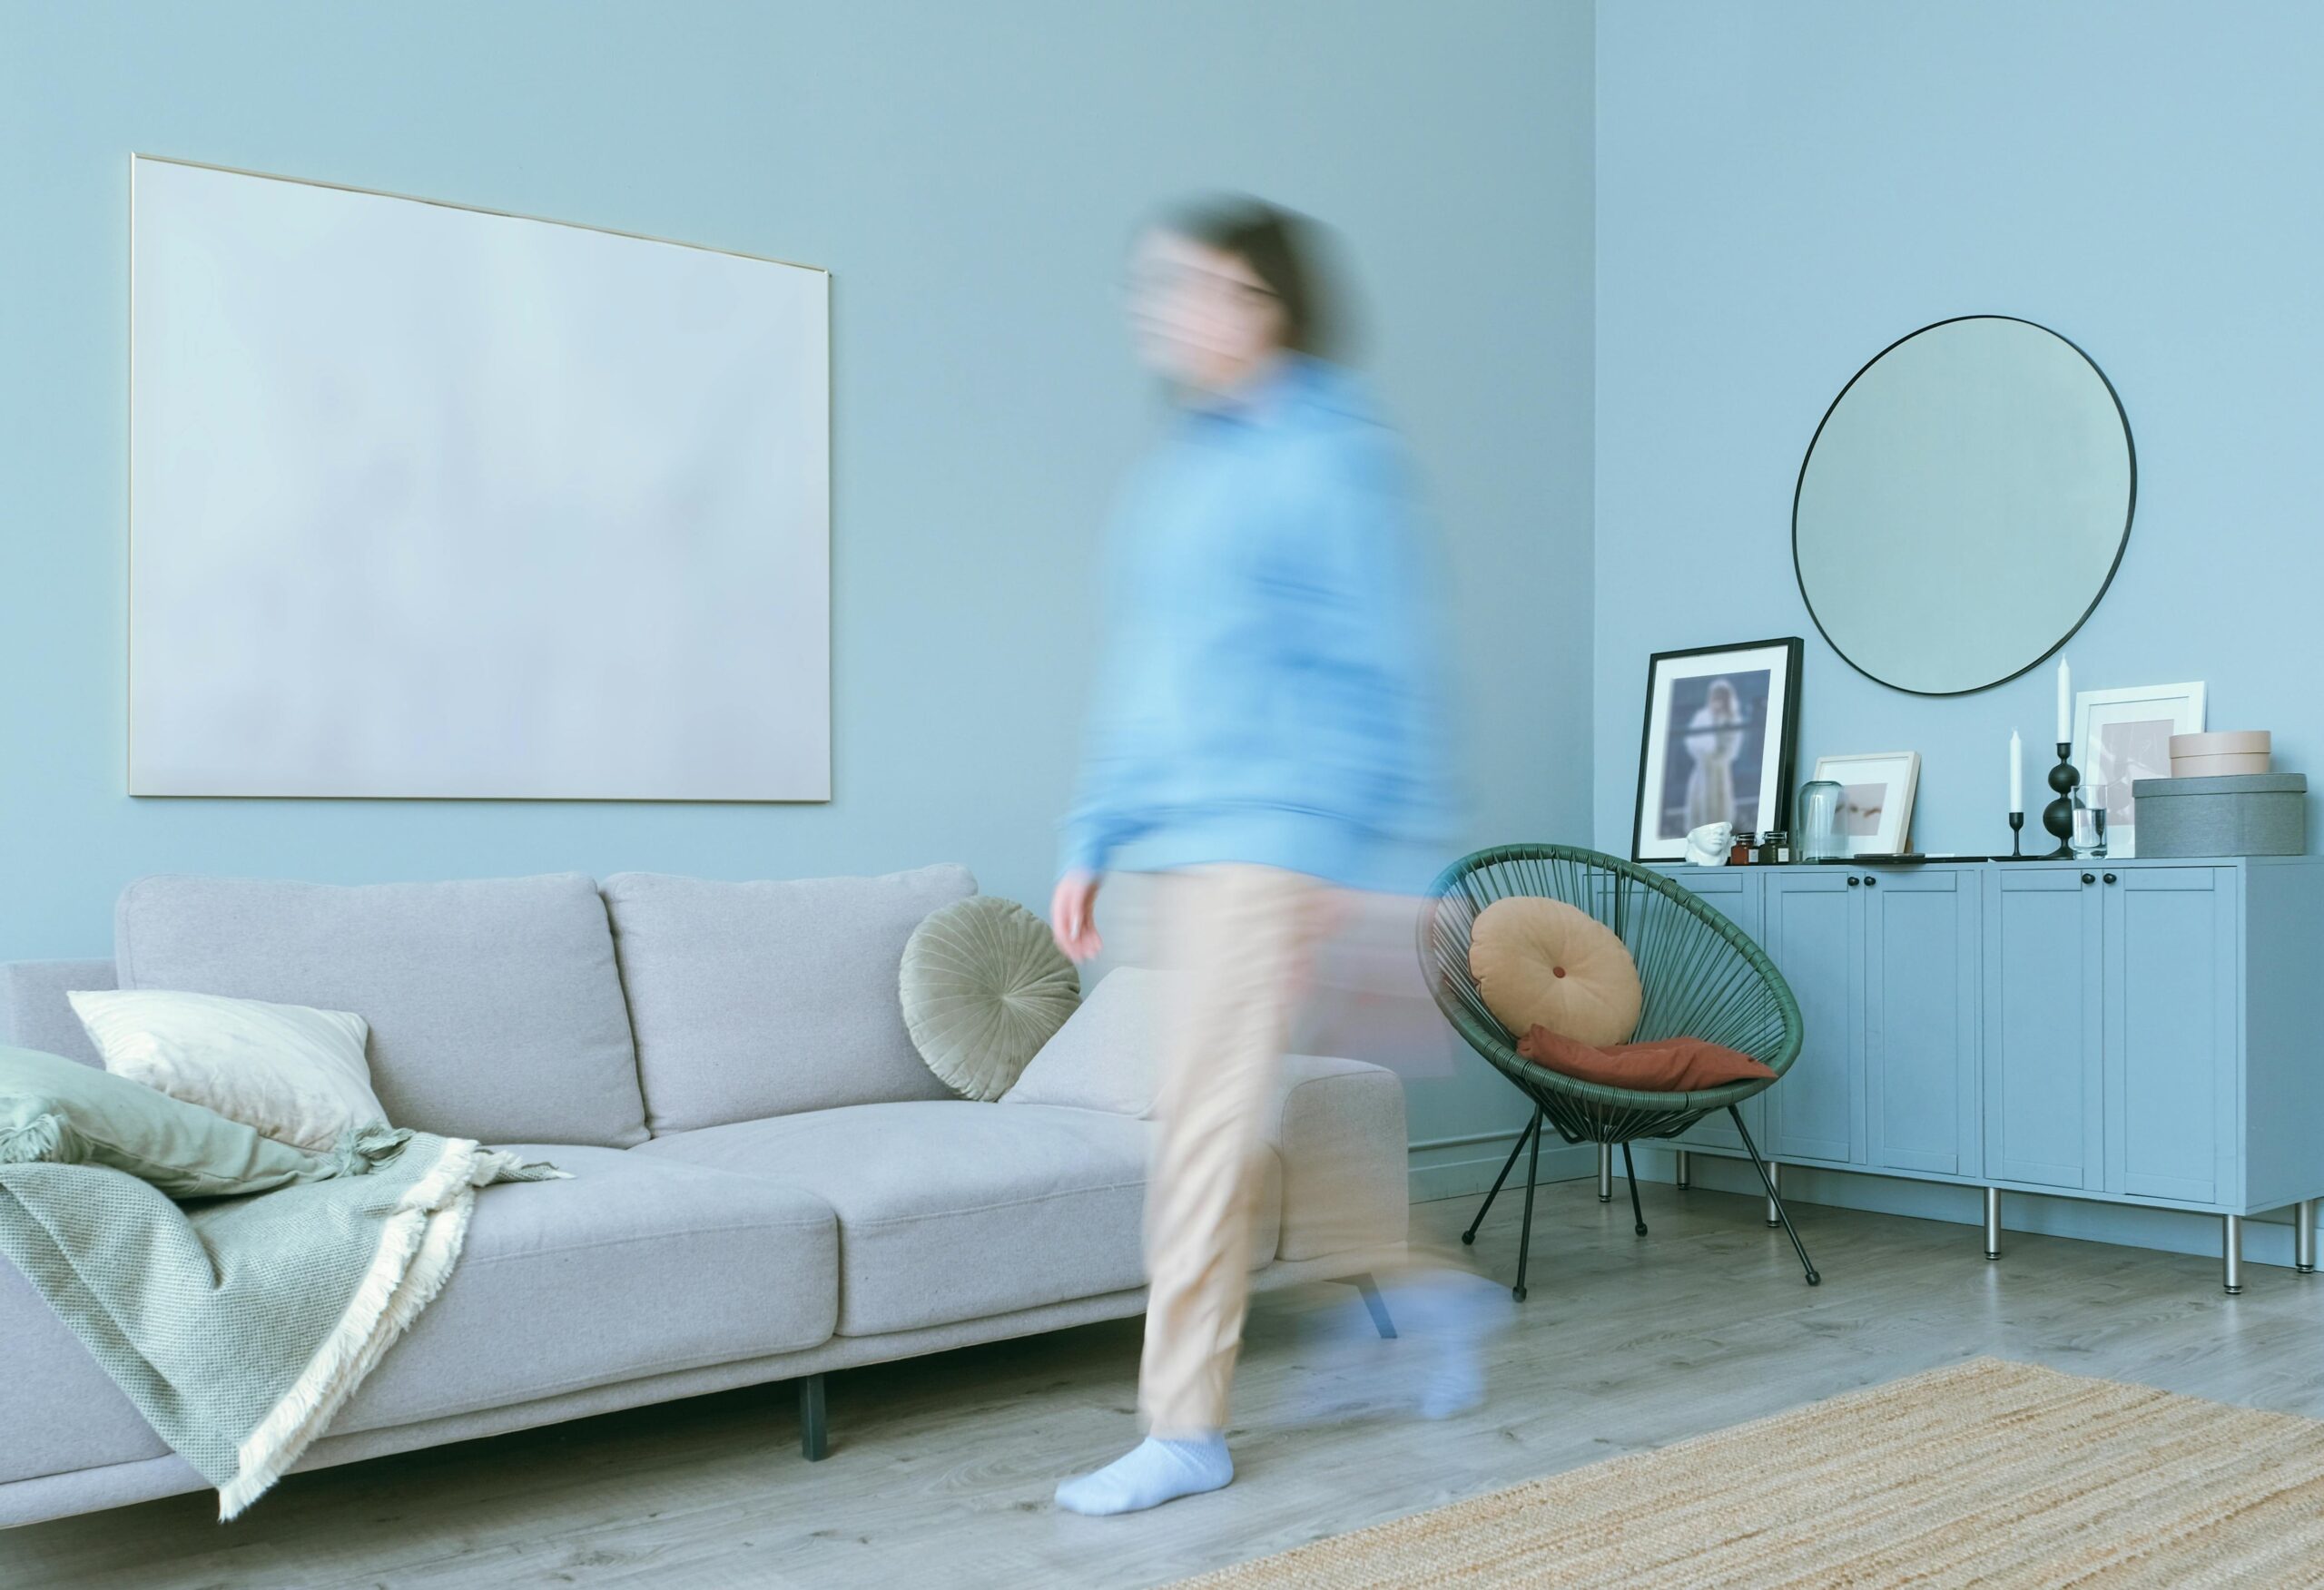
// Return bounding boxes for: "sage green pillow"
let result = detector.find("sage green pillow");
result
[0,1045,329,1200]
[899,898,1082,1101]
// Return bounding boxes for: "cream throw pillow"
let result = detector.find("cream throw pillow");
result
[68,988,388,1153]
[1467,897,1643,1049]
[1000,967,1175,1117]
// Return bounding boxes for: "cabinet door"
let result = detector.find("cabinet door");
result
[1665,871,1765,1153]
[1865,869,1980,1176]
[1984,869,2103,1189]
[1760,870,1864,1165]
[2106,867,2239,1205]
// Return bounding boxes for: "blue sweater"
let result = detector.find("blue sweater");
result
[1060,357,1458,893]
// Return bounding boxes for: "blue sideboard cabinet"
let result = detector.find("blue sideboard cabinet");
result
[1653,856,2324,1292]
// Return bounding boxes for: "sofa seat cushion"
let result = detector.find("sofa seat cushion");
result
[332,1145,838,1435]
[635,1101,1281,1337]
[604,866,976,1134]
[114,874,647,1147]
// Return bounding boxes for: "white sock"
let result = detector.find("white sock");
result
[1054,1435,1233,1516]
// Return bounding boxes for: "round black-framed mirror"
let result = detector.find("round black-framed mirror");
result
[1792,315,2135,697]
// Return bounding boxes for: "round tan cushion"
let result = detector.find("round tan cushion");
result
[1467,897,1643,1049]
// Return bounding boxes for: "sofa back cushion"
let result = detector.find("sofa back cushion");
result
[114,874,646,1147]
[602,865,975,1134]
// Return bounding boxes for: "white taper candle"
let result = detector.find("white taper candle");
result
[2055,658,2072,747]
[2010,730,2024,814]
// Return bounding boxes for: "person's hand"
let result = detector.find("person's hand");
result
[1050,869,1103,962]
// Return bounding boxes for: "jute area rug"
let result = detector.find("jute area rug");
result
[1178,1358,2324,1588]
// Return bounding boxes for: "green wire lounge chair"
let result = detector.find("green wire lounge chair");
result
[1419,843,1817,1298]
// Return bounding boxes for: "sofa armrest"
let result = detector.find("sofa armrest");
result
[1266,1054,1409,1261]
[0,959,115,1067]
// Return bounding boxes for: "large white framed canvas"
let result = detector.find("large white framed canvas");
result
[130,155,830,800]
[2074,682,2205,859]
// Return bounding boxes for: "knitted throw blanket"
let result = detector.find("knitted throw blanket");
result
[0,1127,561,1517]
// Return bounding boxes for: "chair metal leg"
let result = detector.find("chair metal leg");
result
[1984,1187,2003,1261]
[1731,1107,1819,1285]
[1337,1272,1397,1339]
[1462,1109,1540,1247]
[1620,1141,1648,1236]
[1512,1112,1543,1302]
[2223,1214,2244,1295]
[2298,1200,2318,1275]
[1765,1162,1782,1227]
[1597,1142,1613,1202]
[1674,1149,1691,1190]
[799,1373,828,1461]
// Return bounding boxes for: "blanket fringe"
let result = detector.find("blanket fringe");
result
[0,1111,68,1165]
[218,1135,486,1519]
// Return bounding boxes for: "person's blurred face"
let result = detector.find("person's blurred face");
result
[1126,230,1289,395]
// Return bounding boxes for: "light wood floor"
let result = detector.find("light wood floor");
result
[7,1177,2323,1589]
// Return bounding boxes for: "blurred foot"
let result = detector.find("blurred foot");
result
[1054,1435,1233,1516]
[1291,1270,1512,1424]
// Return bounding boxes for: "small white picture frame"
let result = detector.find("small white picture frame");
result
[2074,682,2206,859]
[1811,751,1922,857]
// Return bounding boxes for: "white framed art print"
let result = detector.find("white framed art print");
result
[1811,751,1921,858]
[2075,682,2205,859]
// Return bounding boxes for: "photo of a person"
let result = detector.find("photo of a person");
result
[1657,669,1771,839]
[1683,678,1745,829]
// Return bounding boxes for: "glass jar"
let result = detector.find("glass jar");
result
[2072,783,2110,859]
[1797,780,1846,860]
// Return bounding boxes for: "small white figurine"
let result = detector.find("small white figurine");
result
[1684,820,1736,867]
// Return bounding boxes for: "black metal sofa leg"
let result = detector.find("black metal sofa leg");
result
[1463,1108,1541,1246]
[1730,1107,1821,1286]
[1620,1141,1648,1236]
[800,1373,828,1460]
[1334,1272,1398,1339]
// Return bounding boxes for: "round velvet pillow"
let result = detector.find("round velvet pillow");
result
[1467,897,1643,1049]
[900,896,1083,1101]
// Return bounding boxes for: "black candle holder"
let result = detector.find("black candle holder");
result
[2008,810,2025,859]
[2042,741,2079,859]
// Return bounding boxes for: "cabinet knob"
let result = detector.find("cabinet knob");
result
[2103,872,2118,884]
[1864,875,1878,887]
[2082,873,2096,885]
[1847,876,1860,886]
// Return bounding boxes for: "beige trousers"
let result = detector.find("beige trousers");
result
[1138,864,1333,1438]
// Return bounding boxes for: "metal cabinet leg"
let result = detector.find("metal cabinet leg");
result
[1597,1143,1613,1202]
[1675,1150,1692,1190]
[800,1373,828,1460]
[2223,1215,2244,1296]
[2298,1201,2318,1275]
[1984,1187,2003,1261]
[1765,1162,1782,1227]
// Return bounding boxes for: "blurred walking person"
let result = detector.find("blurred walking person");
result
[1049,196,1462,1516]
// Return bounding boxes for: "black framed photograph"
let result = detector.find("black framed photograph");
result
[1632,637,1804,862]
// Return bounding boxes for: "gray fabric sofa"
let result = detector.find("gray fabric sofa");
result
[0,865,1409,1527]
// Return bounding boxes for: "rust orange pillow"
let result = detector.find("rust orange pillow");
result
[1516,1026,1776,1093]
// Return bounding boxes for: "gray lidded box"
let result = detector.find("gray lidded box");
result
[2131,772,2309,858]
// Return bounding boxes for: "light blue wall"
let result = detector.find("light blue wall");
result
[1594,3,2324,856]
[0,3,1593,1167]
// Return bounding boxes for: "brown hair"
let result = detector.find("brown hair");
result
[1162,194,1341,358]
